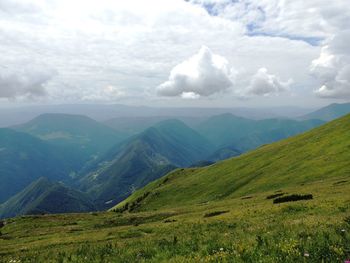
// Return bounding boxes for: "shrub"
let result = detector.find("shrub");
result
[204,210,229,218]
[273,194,313,204]
[241,196,253,200]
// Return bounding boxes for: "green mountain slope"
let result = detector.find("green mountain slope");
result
[79,119,213,209]
[15,114,126,169]
[195,113,324,151]
[300,102,350,121]
[0,116,349,263]
[114,113,350,212]
[0,128,75,203]
[0,177,96,219]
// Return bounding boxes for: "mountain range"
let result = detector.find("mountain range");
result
[300,102,350,121]
[195,113,324,152]
[0,177,96,219]
[77,119,213,209]
[0,128,73,203]
[14,113,126,169]
[113,113,350,212]
[1,111,348,262]
[1,102,349,218]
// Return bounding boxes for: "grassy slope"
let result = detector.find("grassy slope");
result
[0,176,349,262]
[114,113,350,211]
[0,115,349,262]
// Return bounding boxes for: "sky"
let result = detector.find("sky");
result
[0,0,349,108]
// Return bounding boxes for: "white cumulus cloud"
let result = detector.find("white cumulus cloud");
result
[157,46,234,98]
[310,31,350,99]
[247,68,291,96]
[0,63,53,99]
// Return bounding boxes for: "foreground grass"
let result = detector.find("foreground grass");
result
[0,176,349,262]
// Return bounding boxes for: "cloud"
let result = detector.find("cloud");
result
[157,46,234,98]
[0,0,346,106]
[0,64,53,99]
[181,92,201,99]
[81,85,126,102]
[310,31,350,99]
[247,68,291,96]
[191,0,336,39]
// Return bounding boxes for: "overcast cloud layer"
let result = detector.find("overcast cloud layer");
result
[0,0,349,106]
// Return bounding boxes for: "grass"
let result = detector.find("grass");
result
[113,114,350,212]
[0,114,349,262]
[0,176,349,262]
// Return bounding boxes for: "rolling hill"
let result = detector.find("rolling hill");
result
[79,119,214,209]
[195,113,324,151]
[0,114,348,262]
[0,115,349,262]
[0,128,75,203]
[114,113,350,212]
[0,177,96,219]
[300,102,350,121]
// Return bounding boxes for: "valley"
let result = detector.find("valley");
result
[0,108,349,262]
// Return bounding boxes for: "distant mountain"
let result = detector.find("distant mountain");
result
[104,116,205,136]
[15,114,127,170]
[195,113,324,151]
[79,119,214,209]
[0,104,314,128]
[114,113,350,212]
[300,102,350,121]
[0,128,74,203]
[104,116,173,135]
[0,177,96,219]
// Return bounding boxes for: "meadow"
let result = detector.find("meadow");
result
[1,175,349,262]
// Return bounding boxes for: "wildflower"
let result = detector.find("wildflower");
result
[304,252,310,257]
[344,260,350,263]
[341,229,346,232]
[219,248,224,251]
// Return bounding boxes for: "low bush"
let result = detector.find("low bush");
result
[273,194,313,204]
[204,210,229,218]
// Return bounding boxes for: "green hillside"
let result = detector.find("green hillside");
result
[0,178,96,219]
[0,115,349,262]
[78,119,213,209]
[0,129,75,203]
[15,114,126,169]
[195,113,324,151]
[300,102,350,121]
[114,113,350,211]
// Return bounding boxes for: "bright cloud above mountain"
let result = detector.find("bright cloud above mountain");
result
[0,0,349,106]
[157,46,234,98]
